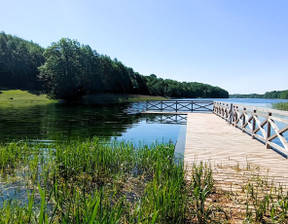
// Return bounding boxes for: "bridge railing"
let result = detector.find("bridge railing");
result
[146,100,214,113]
[214,101,288,157]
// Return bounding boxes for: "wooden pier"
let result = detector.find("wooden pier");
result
[184,113,288,184]
[184,101,288,188]
[143,100,288,186]
[143,100,288,219]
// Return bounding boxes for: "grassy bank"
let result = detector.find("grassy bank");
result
[273,102,288,111]
[0,90,166,106]
[82,93,167,104]
[125,94,167,102]
[1,139,287,223]
[0,90,56,107]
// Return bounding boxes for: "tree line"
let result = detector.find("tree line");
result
[0,32,229,101]
[230,90,288,99]
[0,32,44,90]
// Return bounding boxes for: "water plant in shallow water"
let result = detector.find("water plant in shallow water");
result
[7,139,288,222]
[0,139,191,223]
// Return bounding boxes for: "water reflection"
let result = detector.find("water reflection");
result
[0,102,182,145]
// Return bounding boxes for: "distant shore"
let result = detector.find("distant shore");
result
[0,89,167,106]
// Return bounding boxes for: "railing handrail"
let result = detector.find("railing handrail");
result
[232,103,288,117]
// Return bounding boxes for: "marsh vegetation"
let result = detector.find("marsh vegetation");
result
[273,102,288,111]
[1,139,288,223]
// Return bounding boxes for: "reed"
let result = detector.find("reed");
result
[0,139,190,223]
[273,102,288,111]
[4,139,288,223]
[244,176,288,223]
[188,162,215,223]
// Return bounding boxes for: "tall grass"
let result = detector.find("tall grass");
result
[0,139,190,223]
[4,139,288,223]
[244,176,288,223]
[273,102,288,111]
[0,142,43,176]
[190,162,214,223]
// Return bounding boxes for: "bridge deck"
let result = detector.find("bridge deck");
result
[184,113,288,186]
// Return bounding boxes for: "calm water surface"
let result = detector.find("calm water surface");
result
[0,98,287,144]
[213,98,288,108]
[0,102,182,144]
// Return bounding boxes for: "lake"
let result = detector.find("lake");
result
[0,98,288,206]
[0,98,288,145]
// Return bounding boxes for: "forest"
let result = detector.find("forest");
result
[230,90,288,99]
[0,32,229,101]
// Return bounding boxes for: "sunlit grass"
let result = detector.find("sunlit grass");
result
[125,94,167,102]
[83,93,167,104]
[0,90,166,106]
[0,90,56,107]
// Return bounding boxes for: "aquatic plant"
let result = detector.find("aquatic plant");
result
[0,139,190,223]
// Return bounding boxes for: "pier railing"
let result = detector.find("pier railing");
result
[146,100,213,113]
[145,114,187,125]
[214,101,288,157]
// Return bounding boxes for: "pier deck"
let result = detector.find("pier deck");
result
[184,113,288,186]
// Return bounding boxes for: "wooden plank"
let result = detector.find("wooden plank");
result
[184,113,288,186]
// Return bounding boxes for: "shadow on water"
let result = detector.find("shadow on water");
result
[0,102,184,145]
[0,103,143,142]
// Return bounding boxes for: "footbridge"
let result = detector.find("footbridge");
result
[144,100,288,186]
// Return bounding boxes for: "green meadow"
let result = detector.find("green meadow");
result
[0,90,56,107]
[0,90,166,106]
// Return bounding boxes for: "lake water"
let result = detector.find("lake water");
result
[0,102,183,145]
[0,98,287,145]
[1,98,288,205]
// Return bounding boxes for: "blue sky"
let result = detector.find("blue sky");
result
[1,0,287,94]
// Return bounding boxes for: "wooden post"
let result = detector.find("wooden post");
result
[191,101,194,112]
[176,101,178,112]
[252,109,256,139]
[233,106,238,126]
[242,108,246,131]
[266,112,272,149]
[229,103,233,124]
